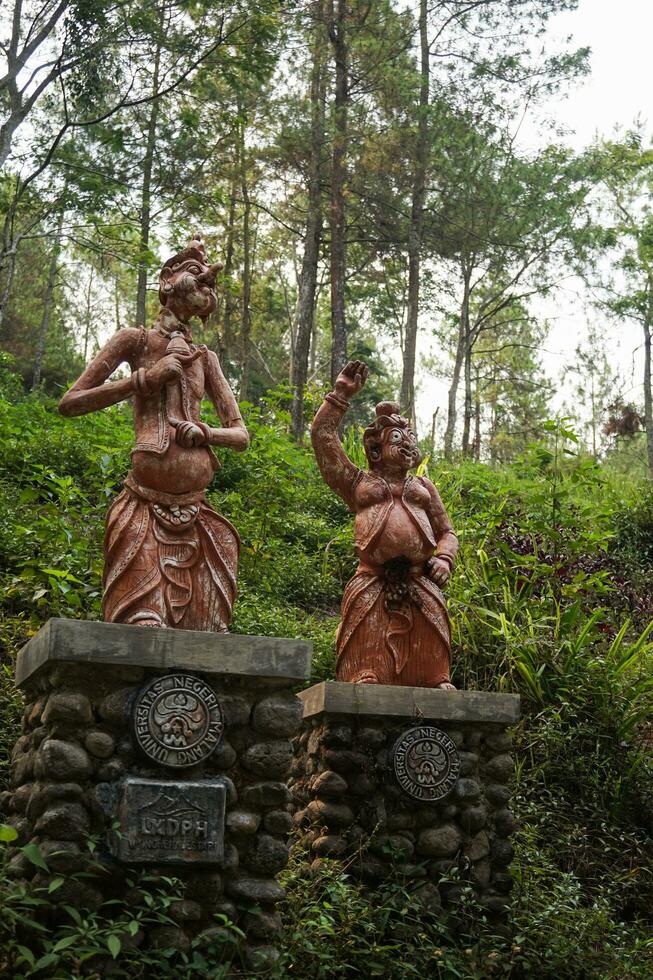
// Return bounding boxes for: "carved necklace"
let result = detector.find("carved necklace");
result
[154,309,193,342]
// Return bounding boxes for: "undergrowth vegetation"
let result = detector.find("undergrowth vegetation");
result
[0,368,651,978]
[0,826,242,978]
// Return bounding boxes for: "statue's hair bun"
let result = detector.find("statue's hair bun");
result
[376,401,401,417]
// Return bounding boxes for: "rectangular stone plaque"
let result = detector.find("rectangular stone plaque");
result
[112,777,226,864]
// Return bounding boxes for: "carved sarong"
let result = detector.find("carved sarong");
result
[102,474,239,631]
[335,559,452,686]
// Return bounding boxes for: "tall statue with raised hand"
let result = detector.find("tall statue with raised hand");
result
[311,360,458,688]
[59,235,249,631]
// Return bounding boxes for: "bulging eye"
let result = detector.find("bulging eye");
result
[389,429,403,443]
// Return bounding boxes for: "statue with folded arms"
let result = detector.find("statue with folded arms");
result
[311,360,458,688]
[59,235,249,631]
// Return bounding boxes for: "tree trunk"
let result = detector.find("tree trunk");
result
[32,212,64,390]
[590,368,597,458]
[310,299,318,377]
[114,275,121,331]
[221,169,239,364]
[83,268,95,361]
[443,265,471,458]
[430,406,439,457]
[0,196,19,331]
[328,0,348,385]
[0,0,26,171]
[135,8,164,326]
[239,116,252,402]
[473,363,481,460]
[461,326,473,455]
[400,0,428,425]
[0,244,18,332]
[644,319,653,480]
[291,7,327,439]
[489,362,498,461]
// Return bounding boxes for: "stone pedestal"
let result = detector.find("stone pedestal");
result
[3,618,312,969]
[291,681,520,922]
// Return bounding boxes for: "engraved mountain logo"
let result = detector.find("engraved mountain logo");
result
[139,791,208,840]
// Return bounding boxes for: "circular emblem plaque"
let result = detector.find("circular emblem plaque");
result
[132,674,224,768]
[393,726,460,801]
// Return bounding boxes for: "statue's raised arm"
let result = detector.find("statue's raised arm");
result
[59,234,248,633]
[311,359,369,510]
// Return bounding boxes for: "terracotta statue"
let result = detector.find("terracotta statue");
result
[311,360,458,688]
[59,235,249,631]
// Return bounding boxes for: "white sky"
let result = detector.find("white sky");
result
[417,0,652,434]
[543,0,652,152]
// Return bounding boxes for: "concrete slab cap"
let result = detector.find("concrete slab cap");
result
[15,618,312,687]
[298,681,520,725]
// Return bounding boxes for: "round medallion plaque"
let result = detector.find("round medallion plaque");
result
[393,726,460,801]
[132,674,224,768]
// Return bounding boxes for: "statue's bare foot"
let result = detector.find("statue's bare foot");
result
[436,681,456,691]
[352,671,381,684]
[134,619,165,628]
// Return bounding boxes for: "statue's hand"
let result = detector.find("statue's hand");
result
[145,354,184,390]
[428,557,451,588]
[175,421,207,448]
[334,360,369,400]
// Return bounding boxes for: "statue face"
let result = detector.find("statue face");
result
[159,256,220,320]
[368,424,421,472]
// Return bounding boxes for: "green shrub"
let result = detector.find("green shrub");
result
[277,851,514,980]
[512,832,653,979]
[0,828,242,979]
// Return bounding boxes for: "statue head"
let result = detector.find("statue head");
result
[363,401,421,473]
[158,233,223,322]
